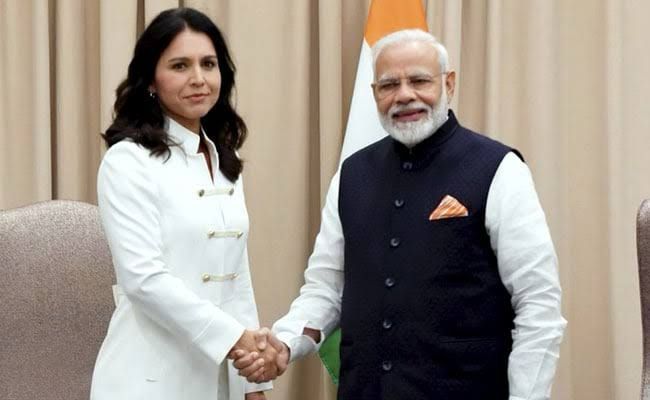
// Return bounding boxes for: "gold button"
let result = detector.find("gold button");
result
[207,230,215,238]
[236,231,243,238]
[198,189,205,197]
[202,273,210,282]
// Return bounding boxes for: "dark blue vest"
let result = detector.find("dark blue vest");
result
[337,111,517,400]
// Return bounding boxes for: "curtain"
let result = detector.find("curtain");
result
[2,0,649,399]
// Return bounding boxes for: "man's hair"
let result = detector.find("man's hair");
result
[371,29,450,73]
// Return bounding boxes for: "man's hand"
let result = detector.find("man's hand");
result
[258,328,290,381]
[228,329,268,382]
[232,328,290,383]
[245,391,266,400]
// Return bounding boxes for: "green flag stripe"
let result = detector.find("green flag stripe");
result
[317,328,341,385]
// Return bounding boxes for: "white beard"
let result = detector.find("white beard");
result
[379,89,449,148]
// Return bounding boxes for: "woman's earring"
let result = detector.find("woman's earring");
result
[148,90,156,99]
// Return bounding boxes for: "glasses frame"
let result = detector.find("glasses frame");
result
[371,72,448,100]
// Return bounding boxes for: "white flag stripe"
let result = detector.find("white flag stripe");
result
[339,40,389,163]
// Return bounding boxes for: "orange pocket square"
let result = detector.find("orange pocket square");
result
[429,195,469,220]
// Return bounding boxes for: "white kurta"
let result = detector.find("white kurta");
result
[274,152,567,400]
[91,118,271,399]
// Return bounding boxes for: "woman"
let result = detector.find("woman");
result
[91,8,269,400]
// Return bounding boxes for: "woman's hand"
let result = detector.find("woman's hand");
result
[245,391,267,400]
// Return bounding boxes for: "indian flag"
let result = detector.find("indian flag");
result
[318,0,428,385]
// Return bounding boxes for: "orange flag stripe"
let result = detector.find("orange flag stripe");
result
[364,0,428,47]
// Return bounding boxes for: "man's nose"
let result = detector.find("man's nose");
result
[394,80,416,103]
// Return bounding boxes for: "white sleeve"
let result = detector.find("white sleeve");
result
[239,206,274,393]
[485,152,567,400]
[272,171,345,361]
[98,143,245,366]
[245,379,272,394]
[241,244,273,393]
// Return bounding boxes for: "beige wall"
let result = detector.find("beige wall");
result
[2,1,650,399]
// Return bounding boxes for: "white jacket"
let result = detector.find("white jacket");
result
[91,118,271,399]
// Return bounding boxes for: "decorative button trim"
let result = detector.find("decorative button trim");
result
[381,360,393,371]
[402,161,413,171]
[202,272,239,283]
[389,237,400,248]
[207,230,244,239]
[385,277,395,288]
[394,199,404,208]
[198,187,235,197]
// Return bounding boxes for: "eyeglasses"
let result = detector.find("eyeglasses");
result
[372,72,446,99]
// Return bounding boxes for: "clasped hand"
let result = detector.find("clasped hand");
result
[228,327,289,383]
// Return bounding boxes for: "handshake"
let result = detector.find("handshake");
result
[228,327,290,383]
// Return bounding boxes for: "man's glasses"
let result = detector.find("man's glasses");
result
[372,72,446,99]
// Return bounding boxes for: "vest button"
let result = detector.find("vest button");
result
[389,238,400,248]
[384,277,395,288]
[402,161,413,170]
[381,360,393,372]
[382,319,393,330]
[394,199,404,208]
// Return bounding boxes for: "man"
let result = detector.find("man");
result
[235,29,567,400]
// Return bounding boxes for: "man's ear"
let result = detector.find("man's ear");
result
[445,70,456,101]
[370,83,380,103]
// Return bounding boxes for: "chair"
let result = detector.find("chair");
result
[639,199,650,399]
[0,200,115,400]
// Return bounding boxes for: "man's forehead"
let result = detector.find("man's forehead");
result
[376,67,433,81]
[378,40,437,58]
[375,42,438,70]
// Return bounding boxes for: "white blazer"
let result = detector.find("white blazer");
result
[90,118,271,399]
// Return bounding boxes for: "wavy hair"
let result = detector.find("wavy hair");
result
[103,7,246,182]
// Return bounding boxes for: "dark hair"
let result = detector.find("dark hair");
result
[103,7,246,182]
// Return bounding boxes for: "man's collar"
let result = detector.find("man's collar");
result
[392,109,459,160]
